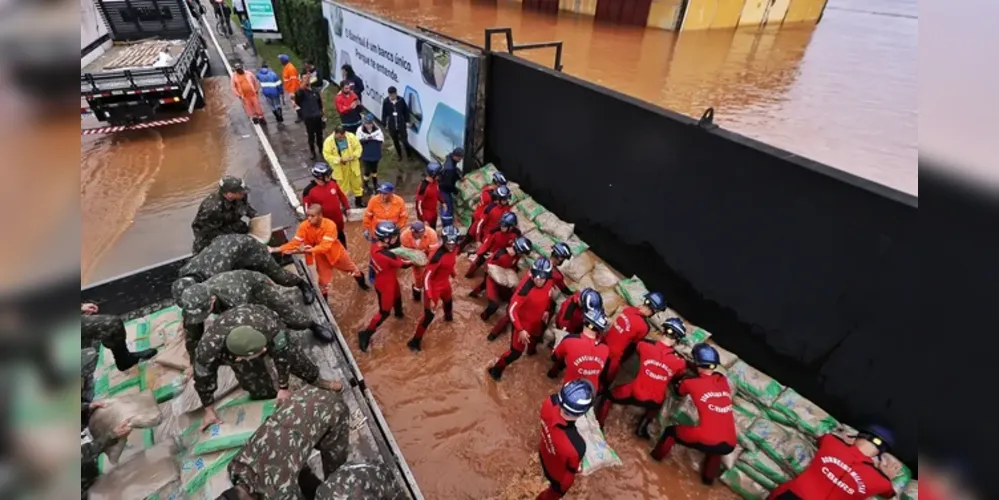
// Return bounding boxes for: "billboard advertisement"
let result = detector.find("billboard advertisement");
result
[322,1,474,163]
[246,0,279,33]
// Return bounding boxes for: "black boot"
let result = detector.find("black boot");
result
[393,296,404,318]
[635,416,653,439]
[298,282,317,305]
[355,275,370,291]
[259,117,267,125]
[546,366,560,379]
[309,147,317,161]
[407,337,422,352]
[443,300,454,322]
[480,301,499,321]
[275,108,284,123]
[113,345,157,372]
[358,330,374,352]
[355,197,365,209]
[412,287,422,302]
[310,322,335,343]
[487,365,503,381]
[251,117,260,125]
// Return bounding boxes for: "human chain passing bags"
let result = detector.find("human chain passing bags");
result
[576,410,623,475]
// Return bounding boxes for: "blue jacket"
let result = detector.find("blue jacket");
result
[257,68,282,98]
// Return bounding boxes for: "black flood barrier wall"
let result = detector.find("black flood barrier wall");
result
[484,52,918,468]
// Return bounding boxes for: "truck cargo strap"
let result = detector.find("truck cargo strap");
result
[82,116,190,135]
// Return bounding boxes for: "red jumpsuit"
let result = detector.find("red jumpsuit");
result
[596,340,687,427]
[412,245,459,341]
[467,186,498,239]
[769,434,896,500]
[465,227,521,278]
[537,394,586,500]
[469,202,511,243]
[471,249,522,304]
[548,333,610,391]
[550,266,572,296]
[554,290,586,334]
[365,245,406,332]
[491,276,554,374]
[603,306,651,385]
[651,371,737,483]
[415,178,442,229]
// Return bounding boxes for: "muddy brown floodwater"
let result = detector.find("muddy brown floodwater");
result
[341,0,917,194]
[328,221,737,499]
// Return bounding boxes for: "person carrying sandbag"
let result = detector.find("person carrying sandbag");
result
[465,211,521,279]
[415,163,444,229]
[603,291,670,385]
[547,309,611,391]
[547,242,574,296]
[467,171,508,233]
[400,221,439,302]
[461,184,513,251]
[486,257,556,381]
[768,425,898,500]
[471,236,533,320]
[651,343,737,486]
[596,317,688,436]
[554,287,603,335]
[358,222,414,353]
[535,379,596,500]
[194,304,342,428]
[220,384,352,500]
[407,226,461,353]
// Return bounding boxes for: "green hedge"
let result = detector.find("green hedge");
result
[274,0,330,81]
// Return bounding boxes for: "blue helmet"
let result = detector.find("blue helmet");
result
[643,291,668,312]
[492,172,508,185]
[661,317,687,339]
[512,237,532,255]
[441,225,461,245]
[499,211,518,228]
[409,221,426,234]
[582,308,610,333]
[374,221,399,242]
[278,54,290,63]
[426,162,442,177]
[494,185,512,202]
[311,162,331,178]
[691,343,720,368]
[857,425,895,453]
[578,288,603,314]
[530,257,554,279]
[557,379,595,417]
[377,182,395,194]
[551,242,571,260]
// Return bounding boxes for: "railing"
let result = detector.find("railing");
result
[484,27,563,71]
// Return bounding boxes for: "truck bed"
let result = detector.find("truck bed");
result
[83,40,188,74]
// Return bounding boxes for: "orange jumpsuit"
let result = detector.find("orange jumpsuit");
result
[279,218,359,292]
[362,194,409,234]
[282,62,300,98]
[400,227,440,291]
[232,71,263,119]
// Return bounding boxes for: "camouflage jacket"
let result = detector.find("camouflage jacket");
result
[180,234,268,281]
[315,462,404,500]
[193,304,292,406]
[229,386,349,499]
[191,190,257,247]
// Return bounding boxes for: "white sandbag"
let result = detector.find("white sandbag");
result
[390,247,429,266]
[615,276,649,307]
[589,262,619,290]
[534,212,575,241]
[178,449,238,499]
[728,360,785,407]
[551,328,570,348]
[516,209,538,234]
[487,264,521,288]
[89,391,162,463]
[560,252,595,283]
[722,444,745,471]
[744,419,793,463]
[737,448,789,488]
[186,396,277,455]
[248,214,272,244]
[576,409,623,475]
[720,466,771,499]
[346,208,364,222]
[154,338,190,371]
[714,343,739,368]
[773,429,816,475]
[599,290,625,317]
[89,443,180,500]
[734,412,758,451]
[571,273,597,292]
[173,366,240,414]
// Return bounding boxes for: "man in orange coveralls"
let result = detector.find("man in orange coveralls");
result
[278,54,301,121]
[362,182,408,240]
[400,221,439,301]
[231,63,264,124]
[271,204,368,301]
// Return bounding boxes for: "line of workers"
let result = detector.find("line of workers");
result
[185,163,901,500]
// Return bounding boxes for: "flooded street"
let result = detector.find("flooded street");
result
[341,0,917,194]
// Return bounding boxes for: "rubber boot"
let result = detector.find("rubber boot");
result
[358,330,374,352]
[480,301,499,321]
[408,310,434,352]
[650,434,676,462]
[355,197,365,209]
[406,336,422,352]
[309,145,318,161]
[258,116,267,125]
[546,364,561,379]
[412,286,422,302]
[443,299,454,321]
[635,414,653,439]
[274,108,284,123]
[354,275,370,291]
[526,339,539,356]
[701,455,722,485]
[487,315,510,341]
[487,364,504,381]
[113,345,157,372]
[251,116,260,125]
[596,398,612,428]
[393,295,404,318]
[310,322,335,343]
[298,282,317,305]
[468,281,485,298]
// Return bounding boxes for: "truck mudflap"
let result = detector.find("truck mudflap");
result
[82,116,191,135]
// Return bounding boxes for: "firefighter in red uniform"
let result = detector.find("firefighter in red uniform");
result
[357,222,413,352]
[769,425,897,500]
[474,236,533,321]
[486,257,556,380]
[415,162,443,229]
[596,317,688,436]
[466,212,521,279]
[462,185,513,250]
[302,162,351,246]
[651,343,737,486]
[536,379,595,500]
[468,171,508,240]
[407,226,462,352]
[603,291,670,386]
[547,309,611,391]
[548,242,574,296]
[554,287,602,335]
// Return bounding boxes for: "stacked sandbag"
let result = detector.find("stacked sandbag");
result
[534,212,575,242]
[179,393,276,455]
[89,443,180,500]
[560,252,595,284]
[177,448,239,498]
[172,366,241,414]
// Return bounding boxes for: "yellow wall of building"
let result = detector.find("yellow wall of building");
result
[557,0,598,15]
[783,0,827,24]
[678,0,746,31]
[647,0,684,29]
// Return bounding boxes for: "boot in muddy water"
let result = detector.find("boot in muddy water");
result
[406,337,422,352]
[443,300,454,321]
[486,315,510,341]
[310,323,335,343]
[635,415,653,439]
[650,432,676,462]
[480,301,499,321]
[298,282,317,305]
[411,286,422,302]
[701,454,722,485]
[487,365,504,381]
[354,275,370,291]
[357,330,374,352]
[535,487,562,500]
[393,296,404,318]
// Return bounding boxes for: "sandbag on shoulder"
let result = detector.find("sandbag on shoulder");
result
[576,409,623,475]
[487,264,521,289]
[534,212,575,241]
[390,247,429,266]
[89,391,162,463]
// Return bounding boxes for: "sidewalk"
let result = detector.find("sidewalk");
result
[204,6,426,205]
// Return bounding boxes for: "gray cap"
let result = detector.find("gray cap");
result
[219,175,247,194]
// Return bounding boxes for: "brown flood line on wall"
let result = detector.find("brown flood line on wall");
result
[339,0,917,194]
[326,221,738,499]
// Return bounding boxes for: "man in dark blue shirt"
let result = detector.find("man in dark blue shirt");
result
[438,147,464,227]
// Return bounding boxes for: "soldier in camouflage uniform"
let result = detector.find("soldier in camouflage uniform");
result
[314,462,405,500]
[194,304,339,426]
[220,385,350,500]
[81,302,158,371]
[191,175,258,253]
[178,270,336,360]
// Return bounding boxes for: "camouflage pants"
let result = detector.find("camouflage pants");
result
[315,462,403,500]
[81,314,127,351]
[263,289,313,330]
[183,321,206,363]
[230,346,320,400]
[241,246,307,289]
[315,398,350,477]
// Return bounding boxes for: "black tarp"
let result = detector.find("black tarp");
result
[484,52,918,467]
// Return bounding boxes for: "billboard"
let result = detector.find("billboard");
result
[322,1,475,163]
[246,0,279,33]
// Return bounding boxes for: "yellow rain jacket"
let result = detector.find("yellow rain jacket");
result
[322,132,364,198]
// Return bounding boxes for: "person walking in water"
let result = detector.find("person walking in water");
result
[357,222,413,353]
[256,63,283,123]
[536,379,595,500]
[295,76,326,160]
[231,63,265,124]
[406,226,460,352]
